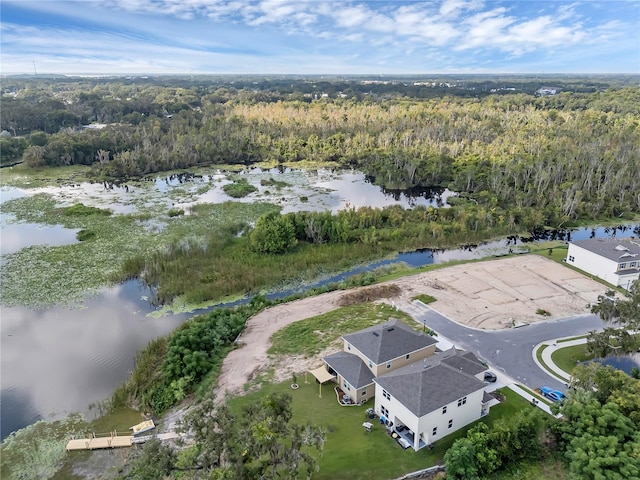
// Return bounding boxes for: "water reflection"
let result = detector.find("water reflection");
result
[584,354,640,375]
[0,280,189,440]
[0,214,79,255]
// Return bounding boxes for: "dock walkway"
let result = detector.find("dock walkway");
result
[66,431,132,451]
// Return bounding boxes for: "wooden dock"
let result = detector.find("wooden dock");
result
[66,431,133,451]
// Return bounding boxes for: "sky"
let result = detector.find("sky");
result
[1,0,639,75]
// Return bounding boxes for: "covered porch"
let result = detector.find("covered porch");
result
[308,365,336,398]
[389,423,427,451]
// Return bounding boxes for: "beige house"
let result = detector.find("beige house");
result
[322,319,438,404]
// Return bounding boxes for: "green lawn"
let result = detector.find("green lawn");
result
[268,303,415,357]
[551,344,594,376]
[227,381,531,480]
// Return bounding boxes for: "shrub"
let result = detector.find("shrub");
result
[223,178,257,198]
[167,208,184,217]
[76,229,96,241]
[62,203,112,216]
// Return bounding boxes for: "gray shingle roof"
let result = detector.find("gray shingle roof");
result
[571,238,640,263]
[441,350,487,376]
[373,350,486,417]
[343,319,437,365]
[323,351,375,389]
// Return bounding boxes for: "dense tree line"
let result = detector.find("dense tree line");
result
[114,295,273,415]
[3,79,638,226]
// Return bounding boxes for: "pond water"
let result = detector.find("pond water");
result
[589,353,640,374]
[1,168,638,440]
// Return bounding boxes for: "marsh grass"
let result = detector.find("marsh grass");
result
[0,414,86,480]
[0,165,94,188]
[222,177,258,198]
[0,195,278,308]
[268,303,413,357]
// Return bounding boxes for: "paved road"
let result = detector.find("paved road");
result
[408,303,606,393]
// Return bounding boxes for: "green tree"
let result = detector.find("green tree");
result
[445,424,500,479]
[488,409,544,465]
[249,212,297,254]
[128,438,176,480]
[556,398,640,479]
[186,393,325,479]
[589,283,640,356]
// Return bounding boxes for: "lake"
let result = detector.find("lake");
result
[0,168,638,440]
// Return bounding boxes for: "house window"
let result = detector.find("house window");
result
[631,261,637,268]
[347,343,351,350]
[457,396,467,407]
[568,255,575,262]
[432,427,437,436]
[386,362,391,369]
[382,390,391,400]
[381,406,389,417]
[448,419,453,429]
[442,406,447,414]
[362,390,367,396]
[405,354,410,360]
[343,381,350,391]
[369,360,373,368]
[619,263,627,270]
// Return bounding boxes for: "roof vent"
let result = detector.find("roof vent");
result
[387,327,395,332]
[372,332,379,337]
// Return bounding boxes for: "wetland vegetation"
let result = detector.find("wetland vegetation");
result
[2,76,640,479]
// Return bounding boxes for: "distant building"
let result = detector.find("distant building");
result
[536,86,560,96]
[566,238,640,290]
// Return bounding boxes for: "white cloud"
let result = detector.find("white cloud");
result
[1,0,638,74]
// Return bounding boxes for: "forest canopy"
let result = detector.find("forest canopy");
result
[2,76,639,227]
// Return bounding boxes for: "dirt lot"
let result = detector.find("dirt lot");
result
[214,255,605,401]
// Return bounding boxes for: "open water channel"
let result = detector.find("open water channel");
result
[1,167,638,440]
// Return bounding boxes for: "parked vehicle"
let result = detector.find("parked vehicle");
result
[540,386,566,402]
[484,371,497,383]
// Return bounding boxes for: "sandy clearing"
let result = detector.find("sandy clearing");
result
[214,255,605,401]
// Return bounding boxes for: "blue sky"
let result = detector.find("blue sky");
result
[1,0,639,75]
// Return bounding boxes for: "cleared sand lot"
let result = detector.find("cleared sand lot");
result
[215,255,606,400]
[402,255,604,329]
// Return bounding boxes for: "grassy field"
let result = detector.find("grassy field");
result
[268,303,415,357]
[551,344,594,376]
[227,381,532,480]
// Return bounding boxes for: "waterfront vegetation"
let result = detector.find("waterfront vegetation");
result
[3,78,640,479]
